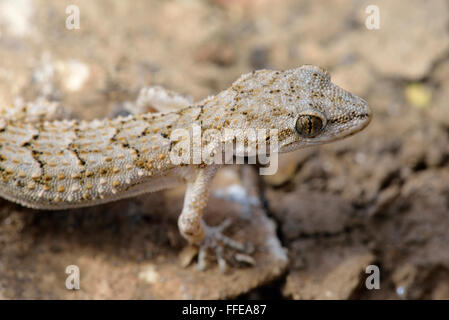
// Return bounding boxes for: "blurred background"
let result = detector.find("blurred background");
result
[0,0,448,299]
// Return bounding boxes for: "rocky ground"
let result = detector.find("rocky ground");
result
[0,0,448,299]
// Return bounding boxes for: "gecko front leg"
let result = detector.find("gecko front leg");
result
[178,165,249,272]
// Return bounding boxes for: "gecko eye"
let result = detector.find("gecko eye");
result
[295,115,325,137]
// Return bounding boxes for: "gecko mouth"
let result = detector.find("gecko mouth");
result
[353,98,372,131]
[334,107,372,138]
[338,95,372,135]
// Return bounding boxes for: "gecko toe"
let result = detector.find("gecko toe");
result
[194,219,254,273]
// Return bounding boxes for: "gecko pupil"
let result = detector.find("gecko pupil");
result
[295,115,324,137]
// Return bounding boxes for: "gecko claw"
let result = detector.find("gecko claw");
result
[195,218,253,273]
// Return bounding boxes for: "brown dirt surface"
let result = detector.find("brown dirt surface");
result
[0,0,448,299]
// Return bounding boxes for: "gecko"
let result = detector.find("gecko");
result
[0,65,371,272]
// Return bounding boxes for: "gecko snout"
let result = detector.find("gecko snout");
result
[356,97,372,129]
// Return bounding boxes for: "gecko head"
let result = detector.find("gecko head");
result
[277,65,372,153]
[226,65,372,154]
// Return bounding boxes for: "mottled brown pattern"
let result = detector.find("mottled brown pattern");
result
[0,66,371,210]
[0,66,371,267]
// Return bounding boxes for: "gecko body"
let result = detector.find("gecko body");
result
[0,65,371,271]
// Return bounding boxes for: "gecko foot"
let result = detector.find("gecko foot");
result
[196,218,255,273]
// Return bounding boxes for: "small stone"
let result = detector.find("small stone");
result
[405,83,432,109]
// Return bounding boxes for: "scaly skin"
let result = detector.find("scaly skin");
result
[0,65,371,271]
